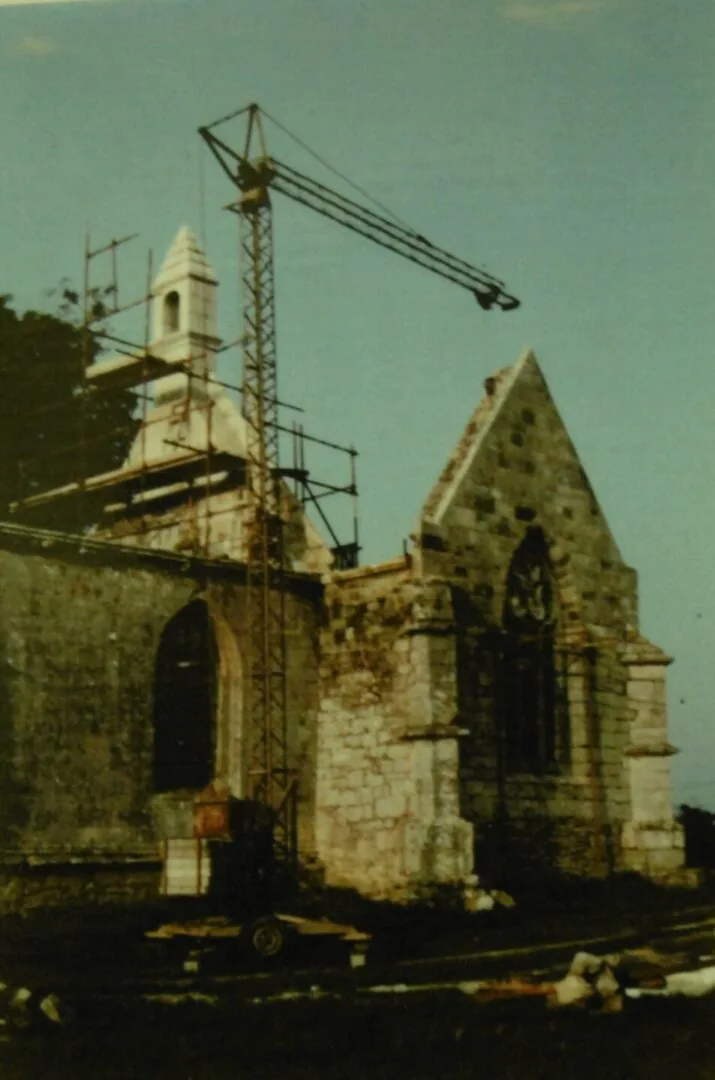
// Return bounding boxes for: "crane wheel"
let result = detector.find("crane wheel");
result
[244,915,286,960]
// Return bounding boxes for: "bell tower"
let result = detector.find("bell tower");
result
[150,225,221,404]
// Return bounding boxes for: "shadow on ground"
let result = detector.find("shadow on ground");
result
[2,990,715,1080]
[2,871,715,988]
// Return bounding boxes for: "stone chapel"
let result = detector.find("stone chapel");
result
[0,227,690,913]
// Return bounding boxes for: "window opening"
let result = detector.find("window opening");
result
[501,529,569,772]
[164,290,180,333]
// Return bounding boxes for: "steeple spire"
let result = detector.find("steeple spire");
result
[150,225,221,404]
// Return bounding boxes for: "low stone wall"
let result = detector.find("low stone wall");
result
[0,859,162,917]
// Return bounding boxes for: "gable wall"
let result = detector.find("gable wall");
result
[417,357,639,881]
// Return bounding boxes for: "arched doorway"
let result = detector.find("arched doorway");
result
[152,599,218,793]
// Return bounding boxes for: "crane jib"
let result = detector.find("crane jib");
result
[198,124,520,313]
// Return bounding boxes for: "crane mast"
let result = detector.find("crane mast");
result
[228,111,296,869]
[199,103,520,873]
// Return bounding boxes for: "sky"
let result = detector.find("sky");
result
[1,0,714,807]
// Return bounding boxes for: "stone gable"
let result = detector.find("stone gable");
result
[0,345,689,911]
[407,349,684,884]
[417,349,638,637]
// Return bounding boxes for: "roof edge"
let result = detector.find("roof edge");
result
[422,348,537,528]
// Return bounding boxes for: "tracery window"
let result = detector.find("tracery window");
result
[501,529,569,772]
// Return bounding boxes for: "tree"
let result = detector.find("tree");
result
[0,292,140,532]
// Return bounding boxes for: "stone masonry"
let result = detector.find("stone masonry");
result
[412,349,686,885]
[0,334,689,911]
[315,349,687,896]
[0,526,320,914]
[315,561,472,900]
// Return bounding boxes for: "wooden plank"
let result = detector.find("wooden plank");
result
[12,450,245,512]
[86,352,188,392]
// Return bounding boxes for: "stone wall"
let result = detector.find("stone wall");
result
[99,471,331,575]
[0,528,321,911]
[0,861,162,916]
[315,560,473,900]
[412,351,682,884]
[621,635,689,882]
[315,352,686,895]
[454,632,634,882]
[0,349,687,910]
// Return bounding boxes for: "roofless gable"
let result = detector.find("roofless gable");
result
[416,349,637,635]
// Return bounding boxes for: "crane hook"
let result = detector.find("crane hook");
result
[472,284,500,311]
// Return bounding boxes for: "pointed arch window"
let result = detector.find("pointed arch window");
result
[152,600,217,793]
[163,290,180,334]
[501,529,569,772]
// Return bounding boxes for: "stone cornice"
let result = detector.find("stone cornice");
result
[0,521,323,599]
[394,724,469,742]
[625,742,679,758]
[623,631,673,666]
[327,555,410,585]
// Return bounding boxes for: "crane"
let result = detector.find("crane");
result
[198,103,520,879]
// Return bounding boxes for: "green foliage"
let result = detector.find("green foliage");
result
[0,292,140,531]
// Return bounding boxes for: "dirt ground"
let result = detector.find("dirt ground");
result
[3,990,715,1080]
[4,878,715,1079]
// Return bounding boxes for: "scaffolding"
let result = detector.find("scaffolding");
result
[5,213,361,882]
[7,101,519,881]
[8,232,359,570]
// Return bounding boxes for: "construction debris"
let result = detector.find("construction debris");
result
[133,942,715,1013]
[548,946,715,1011]
[626,965,715,1000]
[548,952,623,1012]
[0,981,67,1035]
[463,881,517,913]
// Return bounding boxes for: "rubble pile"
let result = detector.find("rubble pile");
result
[549,951,624,1012]
[0,980,66,1040]
[549,947,715,1012]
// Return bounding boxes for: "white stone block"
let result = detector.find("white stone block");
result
[374,830,394,853]
[374,794,404,819]
[162,839,210,896]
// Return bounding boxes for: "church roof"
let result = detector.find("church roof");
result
[153,225,218,289]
